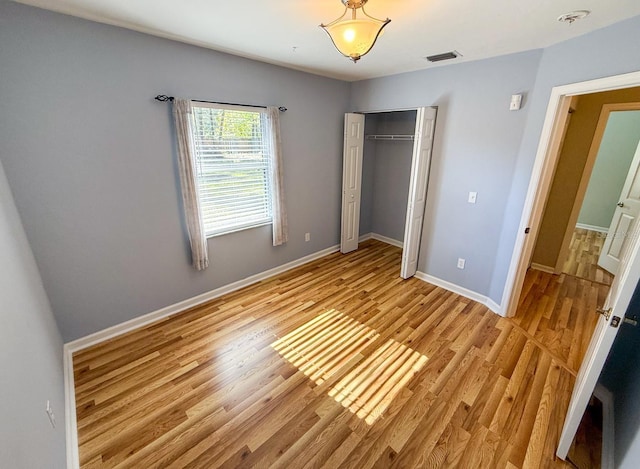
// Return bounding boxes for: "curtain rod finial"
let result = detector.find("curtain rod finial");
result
[155,95,174,102]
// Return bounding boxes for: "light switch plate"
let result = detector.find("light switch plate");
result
[46,400,56,428]
[510,94,523,111]
[468,192,477,204]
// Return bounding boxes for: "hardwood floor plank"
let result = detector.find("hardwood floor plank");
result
[274,406,351,469]
[522,360,564,468]
[339,386,414,468]
[319,431,361,469]
[389,354,483,468]
[509,352,553,467]
[562,228,613,285]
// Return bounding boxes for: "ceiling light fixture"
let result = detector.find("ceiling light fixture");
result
[320,0,390,63]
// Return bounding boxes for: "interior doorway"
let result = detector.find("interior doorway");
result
[503,80,640,318]
[529,97,640,289]
[498,70,640,464]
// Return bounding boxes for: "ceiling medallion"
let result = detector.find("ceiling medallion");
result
[557,10,591,24]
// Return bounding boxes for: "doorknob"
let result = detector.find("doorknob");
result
[596,307,612,320]
[618,202,624,208]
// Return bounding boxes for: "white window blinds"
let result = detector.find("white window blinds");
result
[191,103,273,236]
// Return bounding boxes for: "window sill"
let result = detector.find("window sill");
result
[206,220,272,239]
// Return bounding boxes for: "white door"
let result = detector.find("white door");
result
[341,113,365,254]
[401,107,437,279]
[599,140,640,274]
[557,215,640,459]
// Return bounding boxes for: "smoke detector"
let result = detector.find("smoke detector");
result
[557,10,591,24]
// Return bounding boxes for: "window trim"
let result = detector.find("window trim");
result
[206,219,272,239]
[191,101,274,238]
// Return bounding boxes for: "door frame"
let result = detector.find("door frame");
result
[401,107,437,278]
[501,70,640,318]
[341,106,437,278]
[526,95,577,271]
[554,102,640,274]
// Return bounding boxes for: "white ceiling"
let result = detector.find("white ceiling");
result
[13,0,640,81]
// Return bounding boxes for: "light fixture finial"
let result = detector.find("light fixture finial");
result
[320,0,390,63]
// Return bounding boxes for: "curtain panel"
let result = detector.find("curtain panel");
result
[172,99,209,270]
[266,106,289,246]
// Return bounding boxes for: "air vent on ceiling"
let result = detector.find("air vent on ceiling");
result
[425,51,460,63]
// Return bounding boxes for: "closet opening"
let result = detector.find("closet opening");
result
[340,107,437,279]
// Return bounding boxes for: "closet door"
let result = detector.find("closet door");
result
[401,107,437,278]
[341,113,365,253]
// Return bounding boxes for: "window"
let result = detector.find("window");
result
[191,103,273,237]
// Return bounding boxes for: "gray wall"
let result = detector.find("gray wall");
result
[0,160,66,467]
[489,14,640,303]
[350,51,542,294]
[578,111,640,229]
[0,1,350,341]
[370,111,416,242]
[359,118,377,236]
[358,111,416,242]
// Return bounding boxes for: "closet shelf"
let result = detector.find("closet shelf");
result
[365,134,415,141]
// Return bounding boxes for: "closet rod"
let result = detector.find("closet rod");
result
[365,134,414,141]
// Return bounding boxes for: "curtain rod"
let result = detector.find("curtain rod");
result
[154,95,287,112]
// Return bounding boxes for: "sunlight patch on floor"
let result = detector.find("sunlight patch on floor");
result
[271,309,379,385]
[329,338,428,424]
[272,310,427,425]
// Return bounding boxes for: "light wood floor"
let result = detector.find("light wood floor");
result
[73,240,607,468]
[562,228,614,286]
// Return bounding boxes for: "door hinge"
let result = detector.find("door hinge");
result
[596,307,612,321]
[524,227,530,234]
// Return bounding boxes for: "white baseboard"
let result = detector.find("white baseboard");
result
[370,233,403,248]
[594,384,615,469]
[576,223,609,234]
[64,344,79,469]
[414,271,504,317]
[531,262,555,274]
[485,297,504,316]
[362,236,501,316]
[65,244,340,353]
[359,232,403,248]
[63,243,342,468]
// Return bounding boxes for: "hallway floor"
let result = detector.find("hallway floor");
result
[561,228,614,286]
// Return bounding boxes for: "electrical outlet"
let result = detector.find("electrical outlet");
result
[305,233,310,242]
[468,192,477,204]
[46,400,56,428]
[457,258,466,269]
